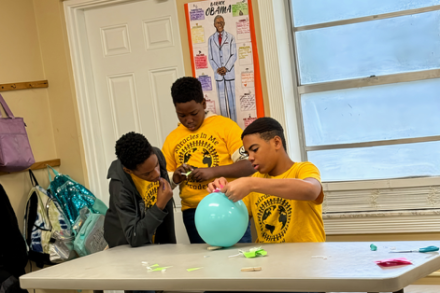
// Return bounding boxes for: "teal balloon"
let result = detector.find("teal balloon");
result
[195,192,249,247]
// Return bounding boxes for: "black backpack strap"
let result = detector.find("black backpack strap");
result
[25,171,39,247]
[24,191,38,247]
[29,170,39,187]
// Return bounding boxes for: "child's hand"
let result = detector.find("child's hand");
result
[207,177,228,193]
[156,177,173,210]
[172,164,194,184]
[222,177,252,202]
[190,168,216,182]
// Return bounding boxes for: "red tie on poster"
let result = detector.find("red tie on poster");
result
[218,33,222,46]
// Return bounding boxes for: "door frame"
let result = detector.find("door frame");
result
[63,0,183,201]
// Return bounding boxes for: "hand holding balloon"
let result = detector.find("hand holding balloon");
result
[208,177,252,202]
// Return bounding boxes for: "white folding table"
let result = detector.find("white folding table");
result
[20,241,440,293]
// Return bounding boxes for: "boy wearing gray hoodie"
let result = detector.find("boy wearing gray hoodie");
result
[104,132,176,248]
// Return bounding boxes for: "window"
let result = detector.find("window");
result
[289,1,440,183]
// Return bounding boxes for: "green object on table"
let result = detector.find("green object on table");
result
[370,244,377,251]
[390,245,439,253]
[148,266,172,272]
[243,248,268,258]
[187,267,203,272]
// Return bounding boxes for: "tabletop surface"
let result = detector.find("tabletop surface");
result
[20,241,440,292]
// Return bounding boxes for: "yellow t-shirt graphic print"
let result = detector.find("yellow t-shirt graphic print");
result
[242,162,325,243]
[177,134,220,169]
[162,113,244,211]
[255,196,292,242]
[130,174,159,209]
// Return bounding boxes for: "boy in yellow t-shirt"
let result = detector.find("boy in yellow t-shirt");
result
[162,77,255,243]
[208,117,325,243]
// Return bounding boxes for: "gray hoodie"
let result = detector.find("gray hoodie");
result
[103,147,176,248]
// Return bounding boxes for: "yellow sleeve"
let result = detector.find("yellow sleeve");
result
[297,162,324,205]
[224,118,244,158]
[161,135,177,173]
[241,193,253,218]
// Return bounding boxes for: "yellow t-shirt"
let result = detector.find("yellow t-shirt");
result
[162,113,244,211]
[130,174,159,210]
[242,162,325,243]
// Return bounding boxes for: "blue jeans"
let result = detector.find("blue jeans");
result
[183,208,252,244]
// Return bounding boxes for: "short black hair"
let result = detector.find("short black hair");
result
[115,132,153,170]
[241,117,287,151]
[171,76,204,105]
[214,15,224,23]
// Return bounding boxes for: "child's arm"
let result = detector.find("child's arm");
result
[190,160,255,182]
[191,117,255,182]
[111,178,173,247]
[208,176,322,203]
[162,138,183,189]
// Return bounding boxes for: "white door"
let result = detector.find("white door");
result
[82,0,188,243]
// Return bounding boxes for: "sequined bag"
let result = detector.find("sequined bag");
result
[47,166,108,226]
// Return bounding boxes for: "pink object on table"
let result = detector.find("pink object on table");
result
[375,257,412,267]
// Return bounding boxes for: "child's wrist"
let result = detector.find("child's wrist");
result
[172,173,182,184]
[249,177,259,193]
[210,167,220,179]
[156,200,166,210]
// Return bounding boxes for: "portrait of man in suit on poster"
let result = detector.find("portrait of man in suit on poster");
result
[208,15,238,122]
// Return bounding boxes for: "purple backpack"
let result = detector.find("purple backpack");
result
[0,93,35,172]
